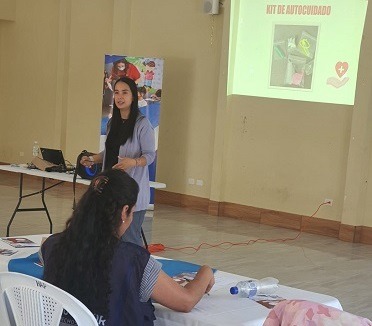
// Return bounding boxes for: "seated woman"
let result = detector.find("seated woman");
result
[42,169,214,325]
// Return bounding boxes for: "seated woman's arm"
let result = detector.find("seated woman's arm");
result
[151,265,215,313]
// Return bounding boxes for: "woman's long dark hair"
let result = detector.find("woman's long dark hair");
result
[105,77,140,168]
[43,169,139,316]
[107,77,139,145]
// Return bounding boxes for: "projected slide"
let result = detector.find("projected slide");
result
[228,1,368,105]
[270,25,318,89]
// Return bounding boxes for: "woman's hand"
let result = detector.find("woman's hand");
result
[205,272,215,294]
[113,156,136,171]
[80,155,94,168]
[151,265,215,313]
[194,265,215,294]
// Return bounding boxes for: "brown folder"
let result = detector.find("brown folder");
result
[31,156,56,171]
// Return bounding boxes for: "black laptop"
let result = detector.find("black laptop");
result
[40,148,72,172]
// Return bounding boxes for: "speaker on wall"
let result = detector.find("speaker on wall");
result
[203,0,219,15]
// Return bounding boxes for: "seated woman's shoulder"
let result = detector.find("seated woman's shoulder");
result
[43,233,62,247]
[116,241,150,259]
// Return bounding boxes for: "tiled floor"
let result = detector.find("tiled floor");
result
[1,171,371,320]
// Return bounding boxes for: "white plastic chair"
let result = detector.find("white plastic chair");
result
[0,272,98,326]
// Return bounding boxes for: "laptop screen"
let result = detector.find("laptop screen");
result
[40,148,66,169]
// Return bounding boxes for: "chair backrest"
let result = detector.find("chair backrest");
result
[0,272,98,326]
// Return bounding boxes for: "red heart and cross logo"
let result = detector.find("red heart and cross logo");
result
[335,62,348,78]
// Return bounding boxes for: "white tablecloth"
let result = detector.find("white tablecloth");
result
[0,164,166,189]
[0,235,342,326]
[153,271,342,326]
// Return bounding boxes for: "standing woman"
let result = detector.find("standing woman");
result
[81,77,155,246]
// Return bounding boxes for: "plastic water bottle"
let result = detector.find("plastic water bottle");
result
[32,141,40,157]
[230,277,279,298]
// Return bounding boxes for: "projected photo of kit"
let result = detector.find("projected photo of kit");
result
[270,25,318,90]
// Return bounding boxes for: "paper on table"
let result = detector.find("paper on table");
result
[252,295,286,309]
[0,248,18,256]
[209,272,245,293]
[185,273,272,321]
[1,237,39,248]
[173,272,197,287]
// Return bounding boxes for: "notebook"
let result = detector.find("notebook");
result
[40,148,72,172]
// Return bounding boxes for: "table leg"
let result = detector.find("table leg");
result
[6,174,62,236]
[41,178,53,234]
[6,174,24,236]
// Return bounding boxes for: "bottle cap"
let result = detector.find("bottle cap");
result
[230,286,238,295]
